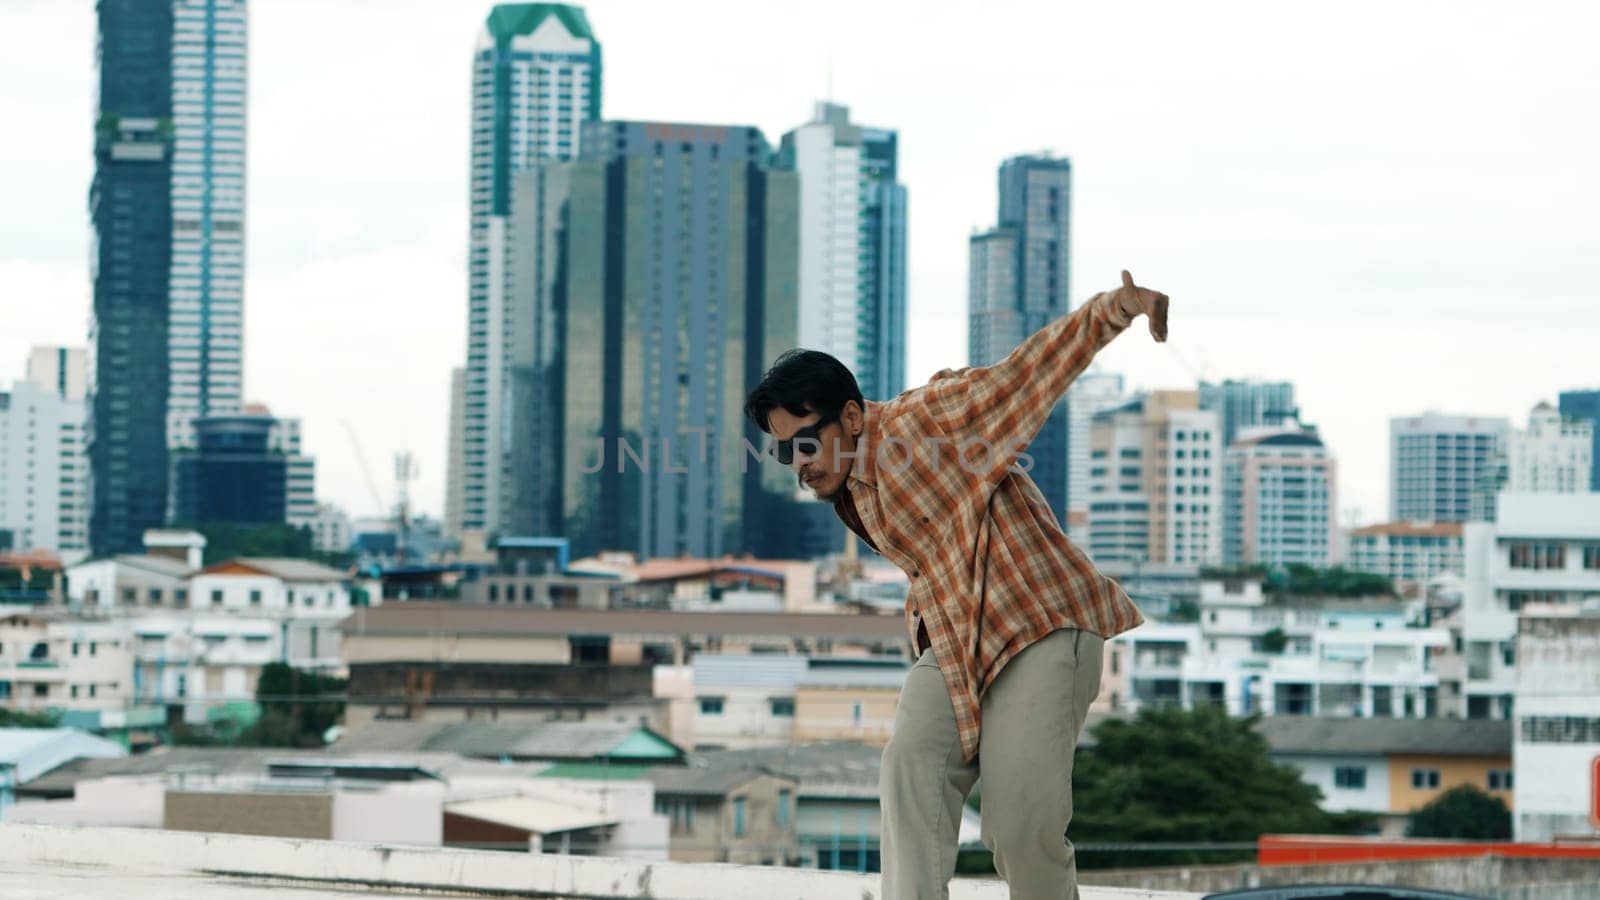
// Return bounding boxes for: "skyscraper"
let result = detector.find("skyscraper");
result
[1198,379,1299,449]
[509,121,800,559]
[1067,368,1127,544]
[1390,413,1511,523]
[166,0,248,452]
[1,349,90,561]
[969,154,1072,523]
[1222,425,1337,567]
[451,3,601,539]
[778,102,907,402]
[1086,391,1222,566]
[1558,389,1600,490]
[89,0,175,556]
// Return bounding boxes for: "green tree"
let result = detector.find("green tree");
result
[1259,627,1289,654]
[177,522,352,569]
[1069,705,1372,869]
[0,707,57,728]
[1407,784,1511,840]
[236,662,347,748]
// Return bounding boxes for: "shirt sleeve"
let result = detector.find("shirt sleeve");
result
[920,289,1138,486]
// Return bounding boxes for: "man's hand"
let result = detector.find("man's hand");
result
[1114,269,1169,343]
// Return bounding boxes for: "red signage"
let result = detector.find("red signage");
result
[1592,757,1600,829]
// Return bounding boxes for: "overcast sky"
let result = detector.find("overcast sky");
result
[2,0,1597,529]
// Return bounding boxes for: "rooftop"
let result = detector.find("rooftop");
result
[1255,716,1512,758]
[0,823,1199,899]
[338,602,909,641]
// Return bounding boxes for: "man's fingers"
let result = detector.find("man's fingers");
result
[1121,269,1136,290]
[1151,295,1169,342]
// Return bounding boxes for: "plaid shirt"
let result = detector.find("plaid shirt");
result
[833,288,1145,761]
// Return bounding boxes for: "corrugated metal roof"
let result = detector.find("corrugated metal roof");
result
[229,558,349,582]
[1256,716,1512,758]
[692,654,809,690]
[446,795,616,835]
[338,603,908,641]
[0,728,126,784]
[330,720,685,763]
[645,766,786,798]
[797,667,908,690]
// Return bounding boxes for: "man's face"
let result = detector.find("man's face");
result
[767,403,861,502]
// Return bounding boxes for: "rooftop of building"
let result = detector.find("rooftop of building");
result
[0,823,1198,899]
[1253,716,1512,758]
[1347,521,1465,539]
[337,602,909,641]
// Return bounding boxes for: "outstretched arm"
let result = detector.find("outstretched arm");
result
[923,270,1170,485]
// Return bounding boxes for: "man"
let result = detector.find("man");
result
[744,271,1169,899]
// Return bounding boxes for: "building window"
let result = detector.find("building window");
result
[699,696,725,715]
[733,797,747,837]
[249,590,262,605]
[1508,542,1565,570]
[770,698,795,717]
[121,587,136,603]
[488,584,498,602]
[656,799,695,835]
[72,642,80,657]
[148,588,162,604]
[1411,769,1440,790]
[777,789,792,827]
[1487,770,1513,791]
[34,684,48,698]
[211,590,223,605]
[89,642,96,657]
[176,589,187,604]
[1585,545,1600,570]
[1334,766,1367,790]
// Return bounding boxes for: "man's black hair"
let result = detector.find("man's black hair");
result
[744,349,865,433]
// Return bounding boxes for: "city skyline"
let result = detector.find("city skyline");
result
[4,0,1598,528]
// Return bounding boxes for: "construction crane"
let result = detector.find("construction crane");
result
[394,452,417,564]
[342,419,416,562]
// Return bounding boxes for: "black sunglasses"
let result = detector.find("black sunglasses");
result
[770,413,838,465]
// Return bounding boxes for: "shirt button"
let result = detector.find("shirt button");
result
[911,569,921,578]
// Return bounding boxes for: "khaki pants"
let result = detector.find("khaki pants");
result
[880,628,1104,900]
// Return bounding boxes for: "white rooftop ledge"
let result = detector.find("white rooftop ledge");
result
[0,823,1201,899]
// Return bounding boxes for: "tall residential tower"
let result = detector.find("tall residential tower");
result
[778,102,907,402]
[449,3,601,539]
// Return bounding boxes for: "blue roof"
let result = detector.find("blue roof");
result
[0,727,127,783]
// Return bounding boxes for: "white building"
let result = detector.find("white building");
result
[1222,425,1338,568]
[307,503,352,554]
[1087,391,1222,566]
[186,558,351,673]
[1512,604,1600,842]
[167,0,248,450]
[1345,521,1464,584]
[1390,413,1510,523]
[1509,403,1593,494]
[1459,492,1600,721]
[0,612,134,714]
[0,351,89,561]
[452,6,600,538]
[25,348,88,408]
[1109,578,1449,719]
[778,102,907,403]
[128,615,278,721]
[1067,368,1127,545]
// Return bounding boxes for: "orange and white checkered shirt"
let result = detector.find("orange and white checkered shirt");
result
[834,288,1145,761]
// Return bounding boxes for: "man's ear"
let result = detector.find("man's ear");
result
[842,400,865,437]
